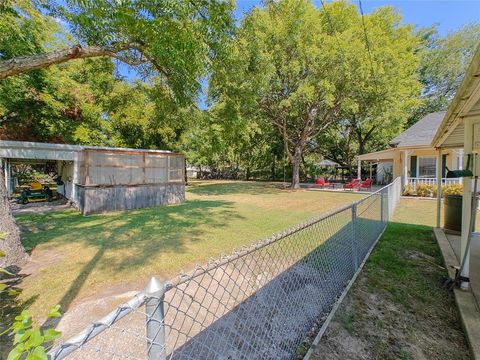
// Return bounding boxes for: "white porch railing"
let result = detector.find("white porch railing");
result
[407,177,461,191]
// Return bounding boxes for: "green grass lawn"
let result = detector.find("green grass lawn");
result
[15,181,363,321]
[312,197,470,360]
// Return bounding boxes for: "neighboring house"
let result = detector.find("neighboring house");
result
[432,43,480,290]
[357,112,462,188]
[186,165,211,179]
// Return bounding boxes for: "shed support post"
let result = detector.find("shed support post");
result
[436,149,443,228]
[460,117,474,290]
[357,159,361,180]
[71,152,79,204]
[458,149,464,185]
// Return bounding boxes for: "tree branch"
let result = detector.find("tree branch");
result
[0,44,132,79]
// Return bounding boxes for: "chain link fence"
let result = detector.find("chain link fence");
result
[48,178,402,360]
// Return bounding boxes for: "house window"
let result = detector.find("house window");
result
[417,157,436,178]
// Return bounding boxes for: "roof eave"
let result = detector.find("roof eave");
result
[432,43,480,148]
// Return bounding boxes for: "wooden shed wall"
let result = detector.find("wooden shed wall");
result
[79,149,184,186]
[76,183,185,215]
[75,149,185,215]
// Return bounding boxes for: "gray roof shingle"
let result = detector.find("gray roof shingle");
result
[389,111,446,148]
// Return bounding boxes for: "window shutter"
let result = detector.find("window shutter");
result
[410,156,417,177]
[442,154,447,178]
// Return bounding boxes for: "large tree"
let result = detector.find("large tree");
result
[211,0,354,188]
[210,0,422,187]
[325,4,421,157]
[0,0,234,268]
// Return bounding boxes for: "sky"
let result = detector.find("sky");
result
[118,0,480,101]
[235,0,480,36]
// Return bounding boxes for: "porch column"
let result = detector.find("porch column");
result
[458,149,464,185]
[357,159,361,180]
[402,150,409,187]
[436,149,443,228]
[460,117,474,290]
[369,163,373,179]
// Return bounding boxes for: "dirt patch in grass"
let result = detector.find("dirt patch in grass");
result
[311,222,470,360]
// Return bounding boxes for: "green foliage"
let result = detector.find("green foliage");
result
[443,183,463,196]
[409,23,480,126]
[415,183,434,197]
[6,307,61,360]
[402,184,415,196]
[45,0,235,102]
[403,183,463,198]
[210,0,423,184]
[1,235,61,359]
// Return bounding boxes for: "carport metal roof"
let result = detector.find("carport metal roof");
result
[0,140,174,161]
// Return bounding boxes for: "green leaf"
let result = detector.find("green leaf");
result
[0,283,7,292]
[7,289,21,296]
[26,346,48,360]
[0,232,8,240]
[13,329,30,345]
[0,249,6,256]
[43,328,61,342]
[7,343,24,360]
[47,305,62,318]
[0,268,14,276]
[25,329,44,349]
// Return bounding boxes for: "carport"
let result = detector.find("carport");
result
[0,141,80,200]
[0,140,185,214]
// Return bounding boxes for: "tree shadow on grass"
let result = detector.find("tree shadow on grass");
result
[187,182,287,196]
[15,199,241,331]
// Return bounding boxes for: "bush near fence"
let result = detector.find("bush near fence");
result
[403,183,463,198]
[48,179,402,360]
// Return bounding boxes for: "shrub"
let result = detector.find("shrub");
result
[415,183,434,197]
[403,184,414,196]
[443,183,463,196]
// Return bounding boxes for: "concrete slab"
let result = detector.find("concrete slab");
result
[444,231,480,308]
[434,228,480,360]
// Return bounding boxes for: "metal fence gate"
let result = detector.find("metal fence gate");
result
[48,178,402,360]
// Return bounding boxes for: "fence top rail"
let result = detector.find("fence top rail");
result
[168,178,399,289]
[49,292,147,360]
[355,177,400,205]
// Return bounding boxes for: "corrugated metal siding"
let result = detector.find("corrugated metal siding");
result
[442,123,464,148]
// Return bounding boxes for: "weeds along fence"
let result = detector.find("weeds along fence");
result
[48,178,402,360]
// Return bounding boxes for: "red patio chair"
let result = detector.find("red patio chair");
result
[314,177,333,188]
[343,178,360,190]
[359,178,373,190]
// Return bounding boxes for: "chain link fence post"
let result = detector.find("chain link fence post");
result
[351,203,358,270]
[144,277,166,360]
[380,189,385,225]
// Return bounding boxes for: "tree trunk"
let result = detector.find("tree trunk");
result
[290,146,302,189]
[271,155,276,181]
[0,169,27,269]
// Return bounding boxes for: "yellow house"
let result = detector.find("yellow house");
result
[358,112,462,189]
[432,43,480,291]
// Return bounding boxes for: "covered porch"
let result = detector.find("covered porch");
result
[358,147,462,189]
[432,42,480,293]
